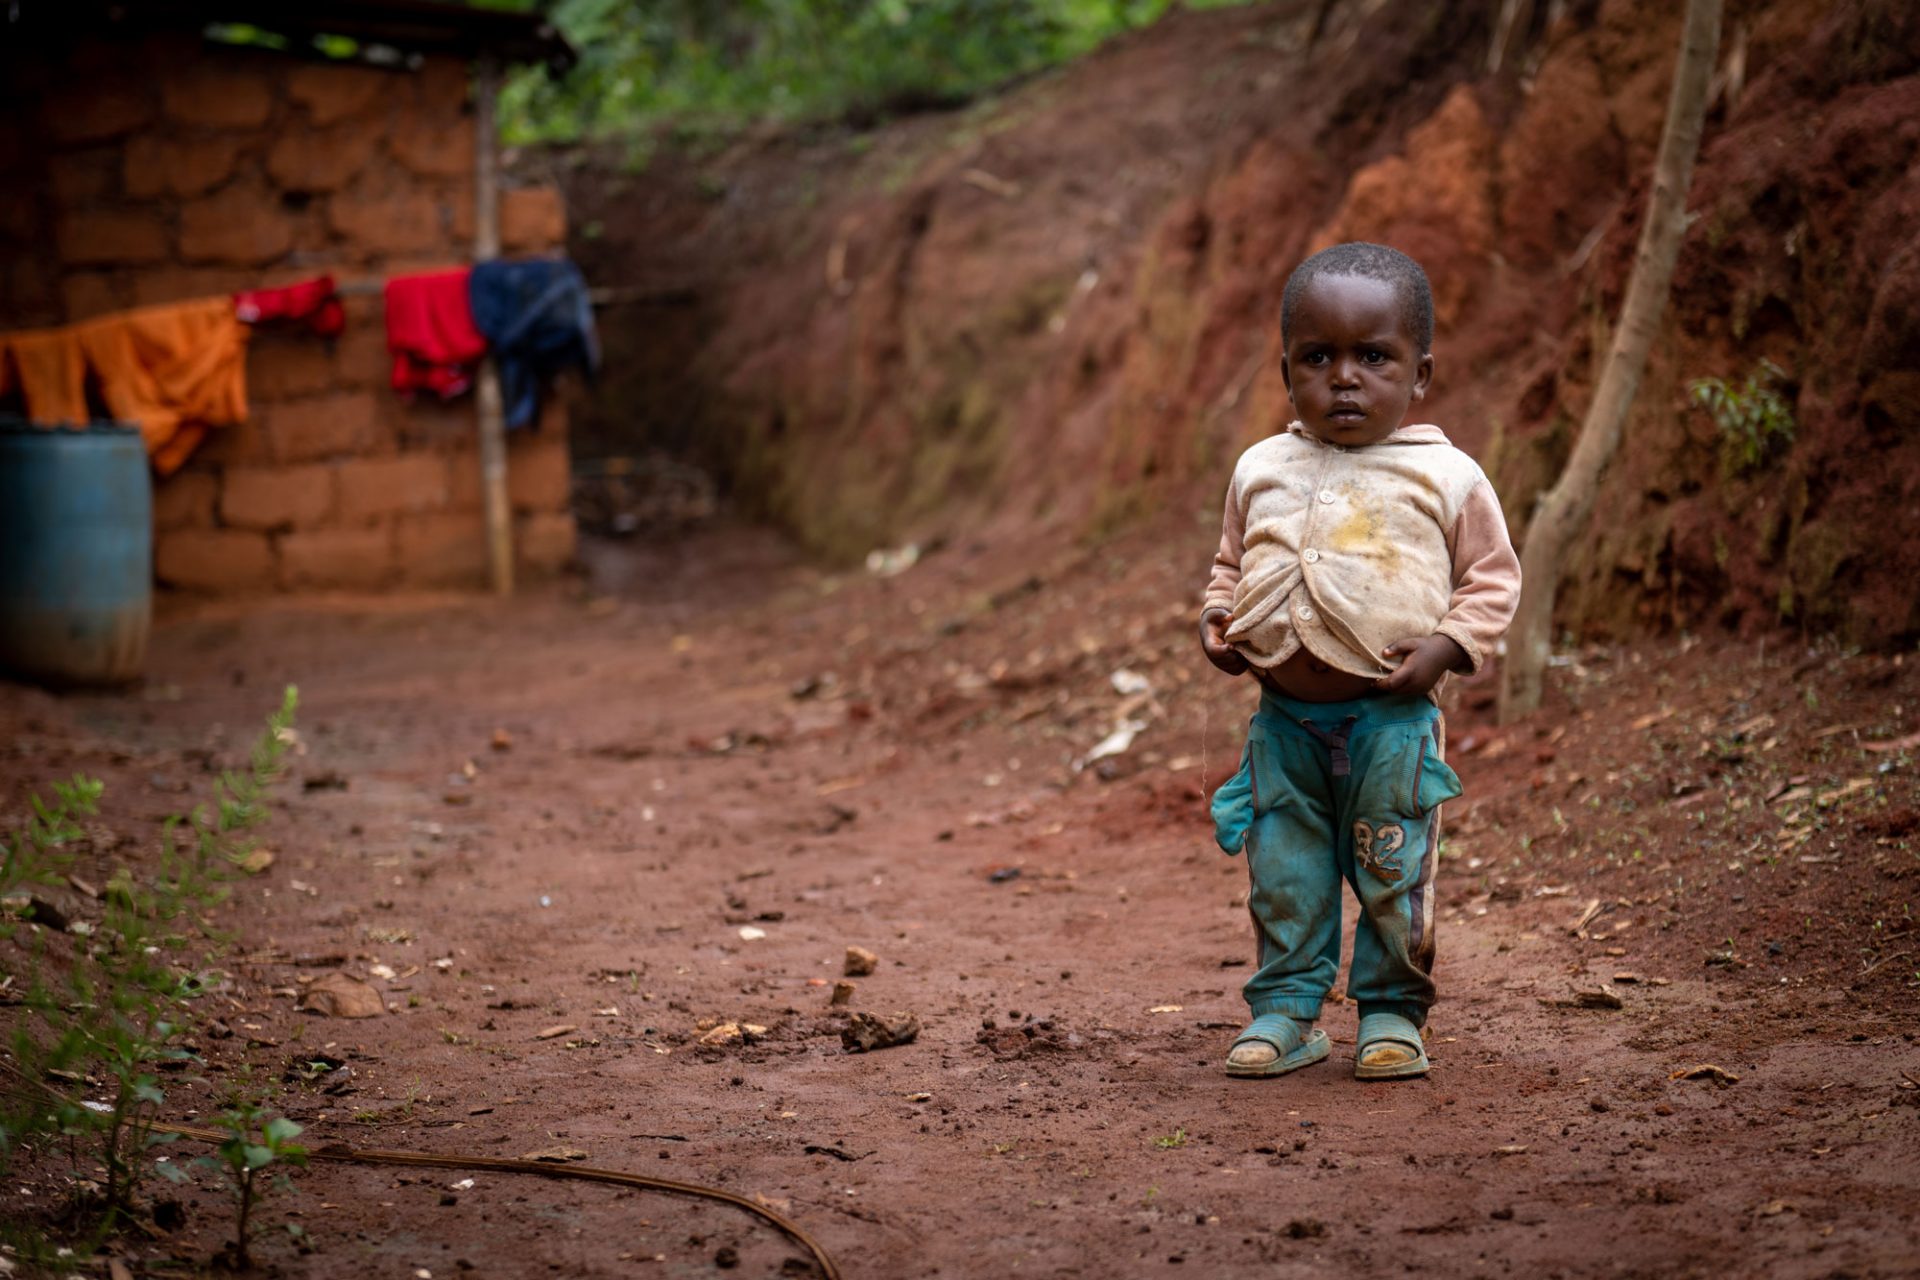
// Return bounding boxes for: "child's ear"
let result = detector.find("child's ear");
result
[1412,352,1434,402]
[1279,353,1293,397]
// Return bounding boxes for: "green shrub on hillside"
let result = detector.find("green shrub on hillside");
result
[1688,359,1796,475]
[490,0,1251,143]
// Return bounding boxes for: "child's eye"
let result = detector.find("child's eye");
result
[1302,352,1329,366]
[1361,350,1387,365]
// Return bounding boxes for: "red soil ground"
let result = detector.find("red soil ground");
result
[4,523,1917,1277]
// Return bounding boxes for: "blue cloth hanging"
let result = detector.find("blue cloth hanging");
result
[467,258,600,430]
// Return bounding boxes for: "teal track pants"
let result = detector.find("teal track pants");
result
[1210,689,1462,1025]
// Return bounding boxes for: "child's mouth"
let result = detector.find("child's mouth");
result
[1327,405,1367,421]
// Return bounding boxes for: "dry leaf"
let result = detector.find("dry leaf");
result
[1670,1063,1740,1085]
[522,1146,588,1163]
[535,1024,577,1041]
[297,971,385,1019]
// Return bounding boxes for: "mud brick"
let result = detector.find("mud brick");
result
[123,135,240,200]
[131,266,252,308]
[49,148,117,204]
[389,115,474,179]
[287,62,387,126]
[395,511,489,586]
[446,448,484,512]
[516,512,577,574]
[264,392,378,463]
[412,55,471,116]
[57,211,168,266]
[220,464,336,531]
[501,187,566,254]
[153,469,218,530]
[248,335,335,400]
[156,528,274,591]
[388,394,475,452]
[2,259,59,327]
[337,454,450,524]
[0,189,38,240]
[447,178,477,244]
[188,417,268,468]
[332,321,390,389]
[508,436,572,514]
[60,273,125,322]
[180,186,293,266]
[279,527,396,590]
[327,186,444,257]
[41,86,152,145]
[161,64,273,128]
[267,124,379,192]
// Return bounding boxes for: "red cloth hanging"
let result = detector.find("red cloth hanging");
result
[233,275,345,338]
[384,268,487,400]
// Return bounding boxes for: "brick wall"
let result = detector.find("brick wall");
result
[0,30,578,592]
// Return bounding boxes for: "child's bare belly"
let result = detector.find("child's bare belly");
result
[1254,646,1380,702]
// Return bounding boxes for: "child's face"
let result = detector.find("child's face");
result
[1280,274,1433,448]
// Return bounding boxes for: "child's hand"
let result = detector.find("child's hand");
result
[1376,634,1467,696]
[1199,607,1250,676]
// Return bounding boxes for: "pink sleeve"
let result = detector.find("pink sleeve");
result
[1203,472,1247,615]
[1433,479,1521,675]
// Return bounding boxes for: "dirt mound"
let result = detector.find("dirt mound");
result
[556,0,1920,645]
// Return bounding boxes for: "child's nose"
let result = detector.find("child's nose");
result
[1331,359,1361,387]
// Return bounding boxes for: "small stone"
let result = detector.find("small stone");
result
[842,1011,919,1053]
[830,980,856,1007]
[844,946,879,977]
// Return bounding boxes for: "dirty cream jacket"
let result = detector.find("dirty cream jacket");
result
[1204,421,1521,680]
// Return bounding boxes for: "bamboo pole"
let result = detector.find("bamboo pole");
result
[1498,0,1722,720]
[473,55,514,597]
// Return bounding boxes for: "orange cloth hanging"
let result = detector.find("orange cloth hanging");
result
[1,327,91,426]
[0,297,251,475]
[75,298,250,475]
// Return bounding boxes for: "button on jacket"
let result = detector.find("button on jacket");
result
[1204,421,1521,680]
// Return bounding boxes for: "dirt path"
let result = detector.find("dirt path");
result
[4,527,1917,1278]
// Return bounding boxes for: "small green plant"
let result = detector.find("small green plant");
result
[0,687,298,1236]
[159,1096,308,1269]
[1154,1127,1188,1149]
[1688,359,1795,474]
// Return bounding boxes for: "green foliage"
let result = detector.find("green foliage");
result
[495,0,1251,144]
[1688,359,1796,475]
[160,1094,308,1269]
[0,687,299,1237]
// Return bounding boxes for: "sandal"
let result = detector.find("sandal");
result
[1225,1012,1330,1079]
[1354,1010,1429,1080]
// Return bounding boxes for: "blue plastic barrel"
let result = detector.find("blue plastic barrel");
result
[0,420,152,685]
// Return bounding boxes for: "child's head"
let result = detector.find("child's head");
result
[1279,242,1435,448]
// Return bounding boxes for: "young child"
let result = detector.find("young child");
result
[1198,241,1520,1081]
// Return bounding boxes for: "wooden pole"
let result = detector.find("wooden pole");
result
[473,55,514,597]
[1498,0,1721,720]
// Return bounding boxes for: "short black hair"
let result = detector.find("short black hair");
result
[1280,241,1435,354]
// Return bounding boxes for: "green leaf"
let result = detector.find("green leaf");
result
[243,1143,275,1170]
[154,1160,192,1183]
[265,1117,304,1145]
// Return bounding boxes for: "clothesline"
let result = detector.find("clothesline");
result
[334,278,685,308]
